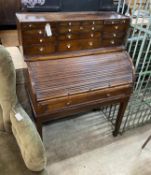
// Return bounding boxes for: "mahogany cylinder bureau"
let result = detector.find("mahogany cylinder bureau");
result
[16,12,135,138]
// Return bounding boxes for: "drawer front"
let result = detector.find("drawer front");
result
[82,20,103,25]
[57,39,101,52]
[58,25,103,33]
[59,20,103,26]
[58,32,101,40]
[66,86,131,107]
[57,40,81,52]
[103,24,127,32]
[37,96,69,114]
[22,28,56,37]
[23,36,56,45]
[21,22,56,30]
[81,39,101,49]
[24,44,55,56]
[59,21,81,26]
[104,19,128,25]
[102,32,125,39]
[102,39,123,47]
[38,86,131,114]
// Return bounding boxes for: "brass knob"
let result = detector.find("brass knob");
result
[29,24,32,27]
[91,33,94,38]
[111,40,115,44]
[39,30,42,34]
[67,34,71,39]
[113,33,116,37]
[92,21,95,25]
[80,26,83,30]
[68,28,72,32]
[123,20,126,23]
[112,21,114,24]
[115,26,119,30]
[67,101,71,105]
[67,44,71,49]
[89,42,93,46]
[69,22,72,26]
[92,27,95,31]
[39,39,43,43]
[39,47,44,52]
[107,93,110,97]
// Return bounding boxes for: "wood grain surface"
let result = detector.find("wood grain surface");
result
[16,12,130,60]
[17,12,134,138]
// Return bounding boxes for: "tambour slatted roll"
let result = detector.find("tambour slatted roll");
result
[16,12,134,138]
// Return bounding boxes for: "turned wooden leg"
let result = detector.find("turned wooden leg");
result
[113,97,129,137]
[36,119,43,139]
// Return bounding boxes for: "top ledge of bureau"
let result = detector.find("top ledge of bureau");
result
[16,11,129,23]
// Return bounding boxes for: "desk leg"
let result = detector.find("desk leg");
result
[36,119,43,139]
[113,97,129,137]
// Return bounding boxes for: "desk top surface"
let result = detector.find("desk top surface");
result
[16,11,129,23]
[27,51,134,102]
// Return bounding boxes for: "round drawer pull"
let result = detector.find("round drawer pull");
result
[92,27,95,31]
[89,42,93,46]
[113,33,117,37]
[123,20,126,23]
[80,26,83,30]
[69,22,72,26]
[112,21,114,24]
[111,40,115,44]
[68,28,72,32]
[92,21,95,24]
[38,30,42,34]
[115,26,119,30]
[67,102,71,105]
[39,39,43,43]
[91,33,94,38]
[107,93,111,97]
[39,47,44,52]
[67,34,72,39]
[67,44,71,49]
[29,24,32,27]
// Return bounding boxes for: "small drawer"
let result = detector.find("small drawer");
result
[24,44,55,56]
[88,32,101,38]
[102,39,123,47]
[38,96,69,113]
[22,28,56,37]
[102,32,125,39]
[80,32,101,39]
[58,25,79,33]
[23,36,56,45]
[82,20,103,25]
[103,24,127,32]
[64,86,130,107]
[21,22,56,30]
[58,33,79,40]
[59,21,81,26]
[81,39,102,49]
[57,40,82,52]
[104,19,128,25]
[88,25,103,32]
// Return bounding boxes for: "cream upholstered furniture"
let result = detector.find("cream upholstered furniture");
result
[0,45,48,175]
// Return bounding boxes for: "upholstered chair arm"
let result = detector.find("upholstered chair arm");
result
[10,103,47,172]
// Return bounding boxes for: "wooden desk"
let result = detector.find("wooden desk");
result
[16,12,134,138]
